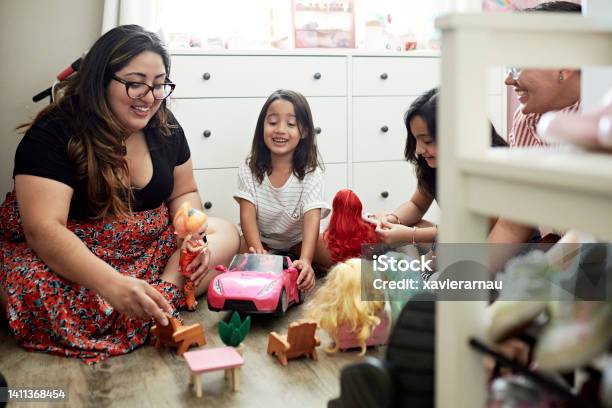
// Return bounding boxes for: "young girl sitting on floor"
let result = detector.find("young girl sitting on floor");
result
[234,89,331,292]
[375,87,507,244]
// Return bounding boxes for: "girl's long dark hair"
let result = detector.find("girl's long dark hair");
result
[404,88,507,199]
[18,25,173,220]
[248,89,321,183]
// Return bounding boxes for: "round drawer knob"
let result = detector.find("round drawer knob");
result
[380,73,388,80]
[203,130,212,138]
[315,127,322,135]
[202,72,211,80]
[380,191,389,198]
[204,201,213,210]
[381,125,389,133]
[313,72,322,80]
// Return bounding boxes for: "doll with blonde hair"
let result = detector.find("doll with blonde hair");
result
[306,258,386,355]
[173,202,208,310]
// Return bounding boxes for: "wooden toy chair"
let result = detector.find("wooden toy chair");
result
[151,314,206,356]
[267,320,320,366]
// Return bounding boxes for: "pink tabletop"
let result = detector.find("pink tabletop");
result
[184,346,244,373]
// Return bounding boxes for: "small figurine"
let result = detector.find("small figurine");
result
[323,189,379,264]
[267,320,320,366]
[150,313,206,356]
[219,312,251,350]
[173,202,208,311]
[306,258,388,355]
[208,254,302,315]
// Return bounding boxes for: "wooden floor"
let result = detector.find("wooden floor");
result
[0,296,383,408]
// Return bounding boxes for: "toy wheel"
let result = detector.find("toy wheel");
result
[276,289,287,316]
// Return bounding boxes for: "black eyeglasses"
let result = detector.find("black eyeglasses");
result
[507,67,522,81]
[112,75,176,100]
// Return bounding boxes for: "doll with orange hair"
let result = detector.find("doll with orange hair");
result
[305,258,389,355]
[173,202,208,311]
[323,189,379,264]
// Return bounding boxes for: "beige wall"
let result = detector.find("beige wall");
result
[0,0,104,195]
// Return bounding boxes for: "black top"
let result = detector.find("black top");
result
[13,113,190,220]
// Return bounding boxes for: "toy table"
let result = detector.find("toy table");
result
[184,346,245,398]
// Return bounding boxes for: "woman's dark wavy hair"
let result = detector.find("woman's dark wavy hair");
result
[525,1,581,12]
[248,89,322,183]
[18,24,173,220]
[404,88,507,199]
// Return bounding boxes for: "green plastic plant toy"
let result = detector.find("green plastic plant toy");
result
[219,312,251,347]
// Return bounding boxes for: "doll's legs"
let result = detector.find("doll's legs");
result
[161,217,240,298]
[184,280,197,311]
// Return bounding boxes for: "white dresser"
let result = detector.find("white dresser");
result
[169,50,506,227]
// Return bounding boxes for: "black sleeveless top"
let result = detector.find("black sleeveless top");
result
[13,113,190,220]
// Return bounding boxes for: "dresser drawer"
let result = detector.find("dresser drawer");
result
[310,98,347,164]
[170,97,347,169]
[323,163,348,208]
[352,161,440,225]
[353,96,416,162]
[170,98,259,169]
[171,55,347,98]
[352,57,440,96]
[194,168,240,225]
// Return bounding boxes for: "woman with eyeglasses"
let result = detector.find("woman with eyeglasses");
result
[506,1,581,148]
[489,1,581,244]
[0,25,239,363]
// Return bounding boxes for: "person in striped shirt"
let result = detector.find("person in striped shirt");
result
[489,1,581,244]
[234,90,331,292]
[506,63,580,147]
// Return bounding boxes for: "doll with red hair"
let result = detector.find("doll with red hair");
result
[173,203,208,311]
[323,189,379,264]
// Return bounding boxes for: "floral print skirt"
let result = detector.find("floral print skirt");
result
[0,191,184,364]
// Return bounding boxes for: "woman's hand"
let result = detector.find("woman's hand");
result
[375,220,412,244]
[188,246,212,288]
[292,259,315,292]
[98,274,174,326]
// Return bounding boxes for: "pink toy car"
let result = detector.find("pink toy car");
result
[207,254,303,315]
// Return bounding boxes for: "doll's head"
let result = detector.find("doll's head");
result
[173,202,208,239]
[305,258,385,355]
[323,189,378,264]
